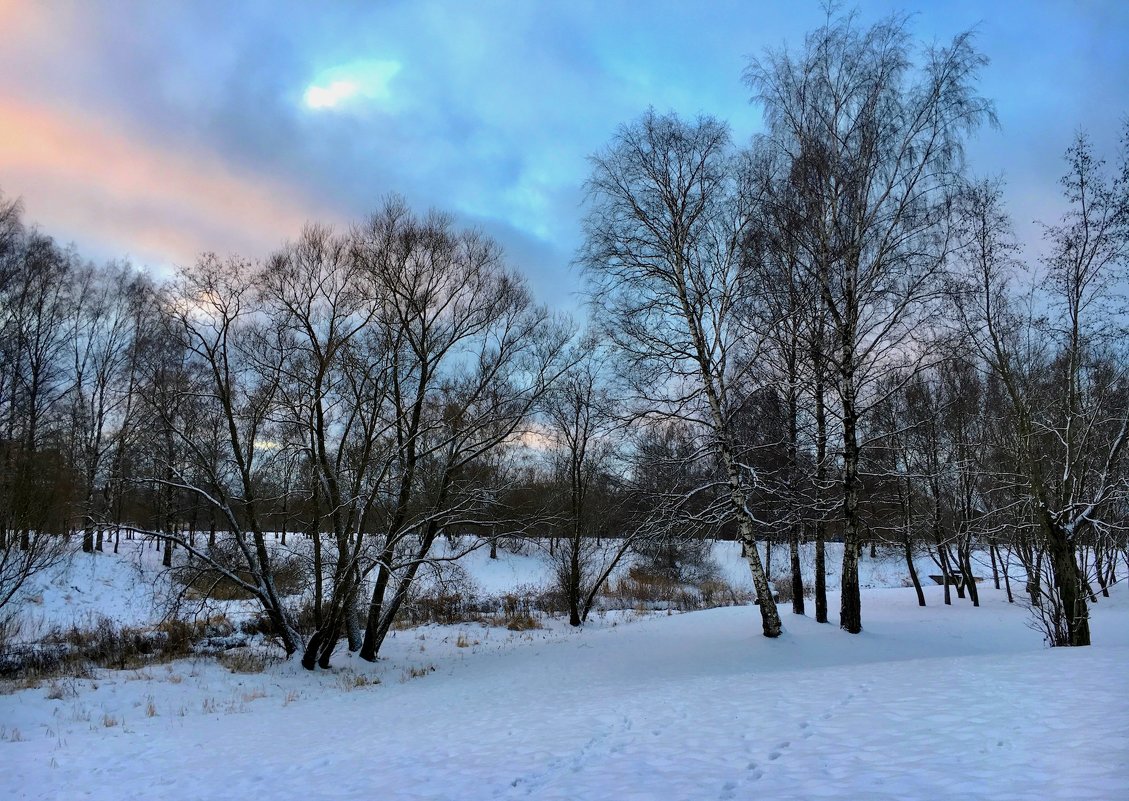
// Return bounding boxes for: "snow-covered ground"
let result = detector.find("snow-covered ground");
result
[2,540,1127,800]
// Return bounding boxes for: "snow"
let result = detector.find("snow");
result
[2,541,1127,800]
[10,544,164,640]
[429,537,557,595]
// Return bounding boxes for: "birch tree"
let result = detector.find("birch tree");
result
[66,263,147,553]
[952,131,1129,645]
[581,109,782,637]
[745,12,993,632]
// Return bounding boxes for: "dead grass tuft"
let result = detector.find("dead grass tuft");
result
[216,649,273,674]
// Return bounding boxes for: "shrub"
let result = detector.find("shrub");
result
[3,613,238,680]
[399,564,485,626]
[603,563,750,612]
[174,540,305,601]
[631,536,720,585]
[217,648,273,674]
[701,579,753,607]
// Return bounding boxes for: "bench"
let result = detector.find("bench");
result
[927,573,983,589]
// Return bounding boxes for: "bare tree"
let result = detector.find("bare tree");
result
[264,223,390,669]
[745,11,994,632]
[0,195,71,624]
[149,254,304,655]
[66,262,147,553]
[354,199,571,661]
[581,109,782,637]
[952,130,1129,646]
[542,338,632,626]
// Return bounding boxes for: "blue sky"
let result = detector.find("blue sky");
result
[0,0,1125,310]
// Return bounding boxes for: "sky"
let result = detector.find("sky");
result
[0,0,1126,311]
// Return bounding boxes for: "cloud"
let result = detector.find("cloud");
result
[0,94,338,269]
[303,60,403,110]
[1,0,1125,294]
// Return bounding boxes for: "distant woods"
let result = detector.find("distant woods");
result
[1,9,1126,660]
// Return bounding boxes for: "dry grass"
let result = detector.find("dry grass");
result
[503,612,542,631]
[337,672,379,692]
[44,679,78,700]
[216,649,272,674]
[400,664,436,682]
[1,726,23,742]
[604,565,751,612]
[772,577,793,604]
[4,613,245,683]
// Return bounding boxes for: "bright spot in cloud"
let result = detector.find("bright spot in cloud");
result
[302,60,402,111]
[304,80,359,109]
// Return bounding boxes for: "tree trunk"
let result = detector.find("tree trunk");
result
[814,528,827,623]
[958,545,979,607]
[739,528,781,637]
[715,434,781,637]
[346,560,364,651]
[839,406,862,634]
[365,521,444,659]
[567,532,582,627]
[1047,526,1090,646]
[1025,547,1042,608]
[789,528,805,615]
[1096,546,1112,598]
[312,527,323,629]
[906,537,925,607]
[937,543,952,606]
[359,538,396,661]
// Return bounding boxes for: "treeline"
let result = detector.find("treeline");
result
[1,11,1126,665]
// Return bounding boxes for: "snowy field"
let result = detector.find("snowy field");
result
[2,541,1127,801]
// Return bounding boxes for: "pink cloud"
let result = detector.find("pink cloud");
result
[0,92,339,268]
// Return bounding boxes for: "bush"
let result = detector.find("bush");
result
[503,611,542,631]
[701,579,753,607]
[632,537,720,585]
[173,540,305,601]
[602,562,750,612]
[485,584,550,629]
[398,564,485,626]
[772,577,793,604]
[0,612,244,680]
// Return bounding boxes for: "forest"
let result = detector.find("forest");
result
[1,10,1127,679]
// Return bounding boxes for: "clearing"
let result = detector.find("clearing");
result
[1,541,1126,800]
